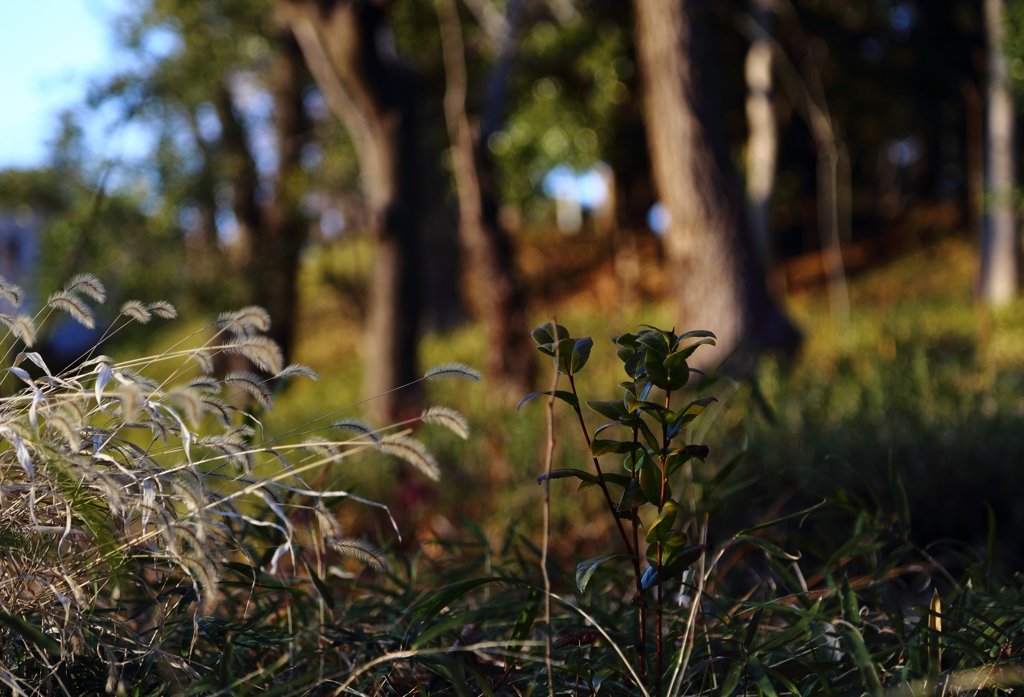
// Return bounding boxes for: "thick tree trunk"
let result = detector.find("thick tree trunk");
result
[632,0,799,364]
[981,0,1018,305]
[284,0,421,419]
[435,0,535,398]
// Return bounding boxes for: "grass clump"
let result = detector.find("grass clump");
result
[0,273,476,694]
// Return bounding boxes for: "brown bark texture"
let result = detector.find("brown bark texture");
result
[435,0,535,398]
[632,0,799,365]
[283,0,422,419]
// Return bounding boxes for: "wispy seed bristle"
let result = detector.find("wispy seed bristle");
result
[120,300,151,324]
[11,315,35,346]
[331,418,380,442]
[216,306,271,336]
[0,276,23,308]
[224,335,284,375]
[329,537,389,571]
[424,362,481,383]
[148,300,177,319]
[378,434,440,481]
[63,273,106,303]
[276,363,320,381]
[47,291,95,329]
[224,371,273,409]
[420,406,470,440]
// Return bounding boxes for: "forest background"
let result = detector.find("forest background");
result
[6,0,1024,692]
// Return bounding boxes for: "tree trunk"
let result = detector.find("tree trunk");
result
[632,0,799,364]
[251,28,310,363]
[744,0,776,276]
[435,0,535,398]
[283,0,422,419]
[981,0,1018,305]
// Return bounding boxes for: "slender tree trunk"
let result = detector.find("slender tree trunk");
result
[435,0,535,398]
[981,0,1018,305]
[744,0,776,275]
[284,0,421,418]
[632,0,799,364]
[252,29,310,363]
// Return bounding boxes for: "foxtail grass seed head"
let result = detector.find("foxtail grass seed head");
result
[47,291,95,329]
[120,300,151,323]
[424,362,482,382]
[378,434,440,481]
[63,273,107,303]
[420,406,470,439]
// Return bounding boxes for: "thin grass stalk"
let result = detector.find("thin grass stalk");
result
[666,518,717,697]
[541,317,559,697]
[630,424,647,679]
[656,388,673,695]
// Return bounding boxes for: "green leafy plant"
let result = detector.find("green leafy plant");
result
[522,322,719,692]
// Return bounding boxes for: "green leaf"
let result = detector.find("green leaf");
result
[673,329,717,346]
[301,559,335,610]
[664,351,689,388]
[839,625,884,697]
[587,399,627,420]
[642,542,705,587]
[720,662,743,697]
[674,397,717,424]
[531,323,569,345]
[636,330,669,351]
[747,655,779,697]
[615,478,648,515]
[578,471,632,491]
[412,577,522,625]
[645,530,688,564]
[571,337,594,374]
[737,499,825,535]
[842,574,859,626]
[639,455,665,504]
[507,590,542,659]
[646,500,680,543]
[734,534,801,561]
[705,450,746,496]
[745,607,766,649]
[576,553,630,592]
[645,348,670,390]
[672,337,717,360]
[612,332,639,348]
[536,468,597,485]
[517,390,579,410]
[591,439,643,457]
[0,612,61,656]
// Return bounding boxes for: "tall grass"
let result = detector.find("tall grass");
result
[0,273,477,694]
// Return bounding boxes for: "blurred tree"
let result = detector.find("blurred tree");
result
[0,117,181,323]
[632,0,800,362]
[281,0,422,418]
[93,0,318,361]
[435,0,534,397]
[744,0,777,281]
[988,0,1020,304]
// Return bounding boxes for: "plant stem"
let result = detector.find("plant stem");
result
[565,370,636,560]
[656,389,672,696]
[541,322,560,697]
[631,425,646,680]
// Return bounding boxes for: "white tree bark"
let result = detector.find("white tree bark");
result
[981,0,1018,305]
